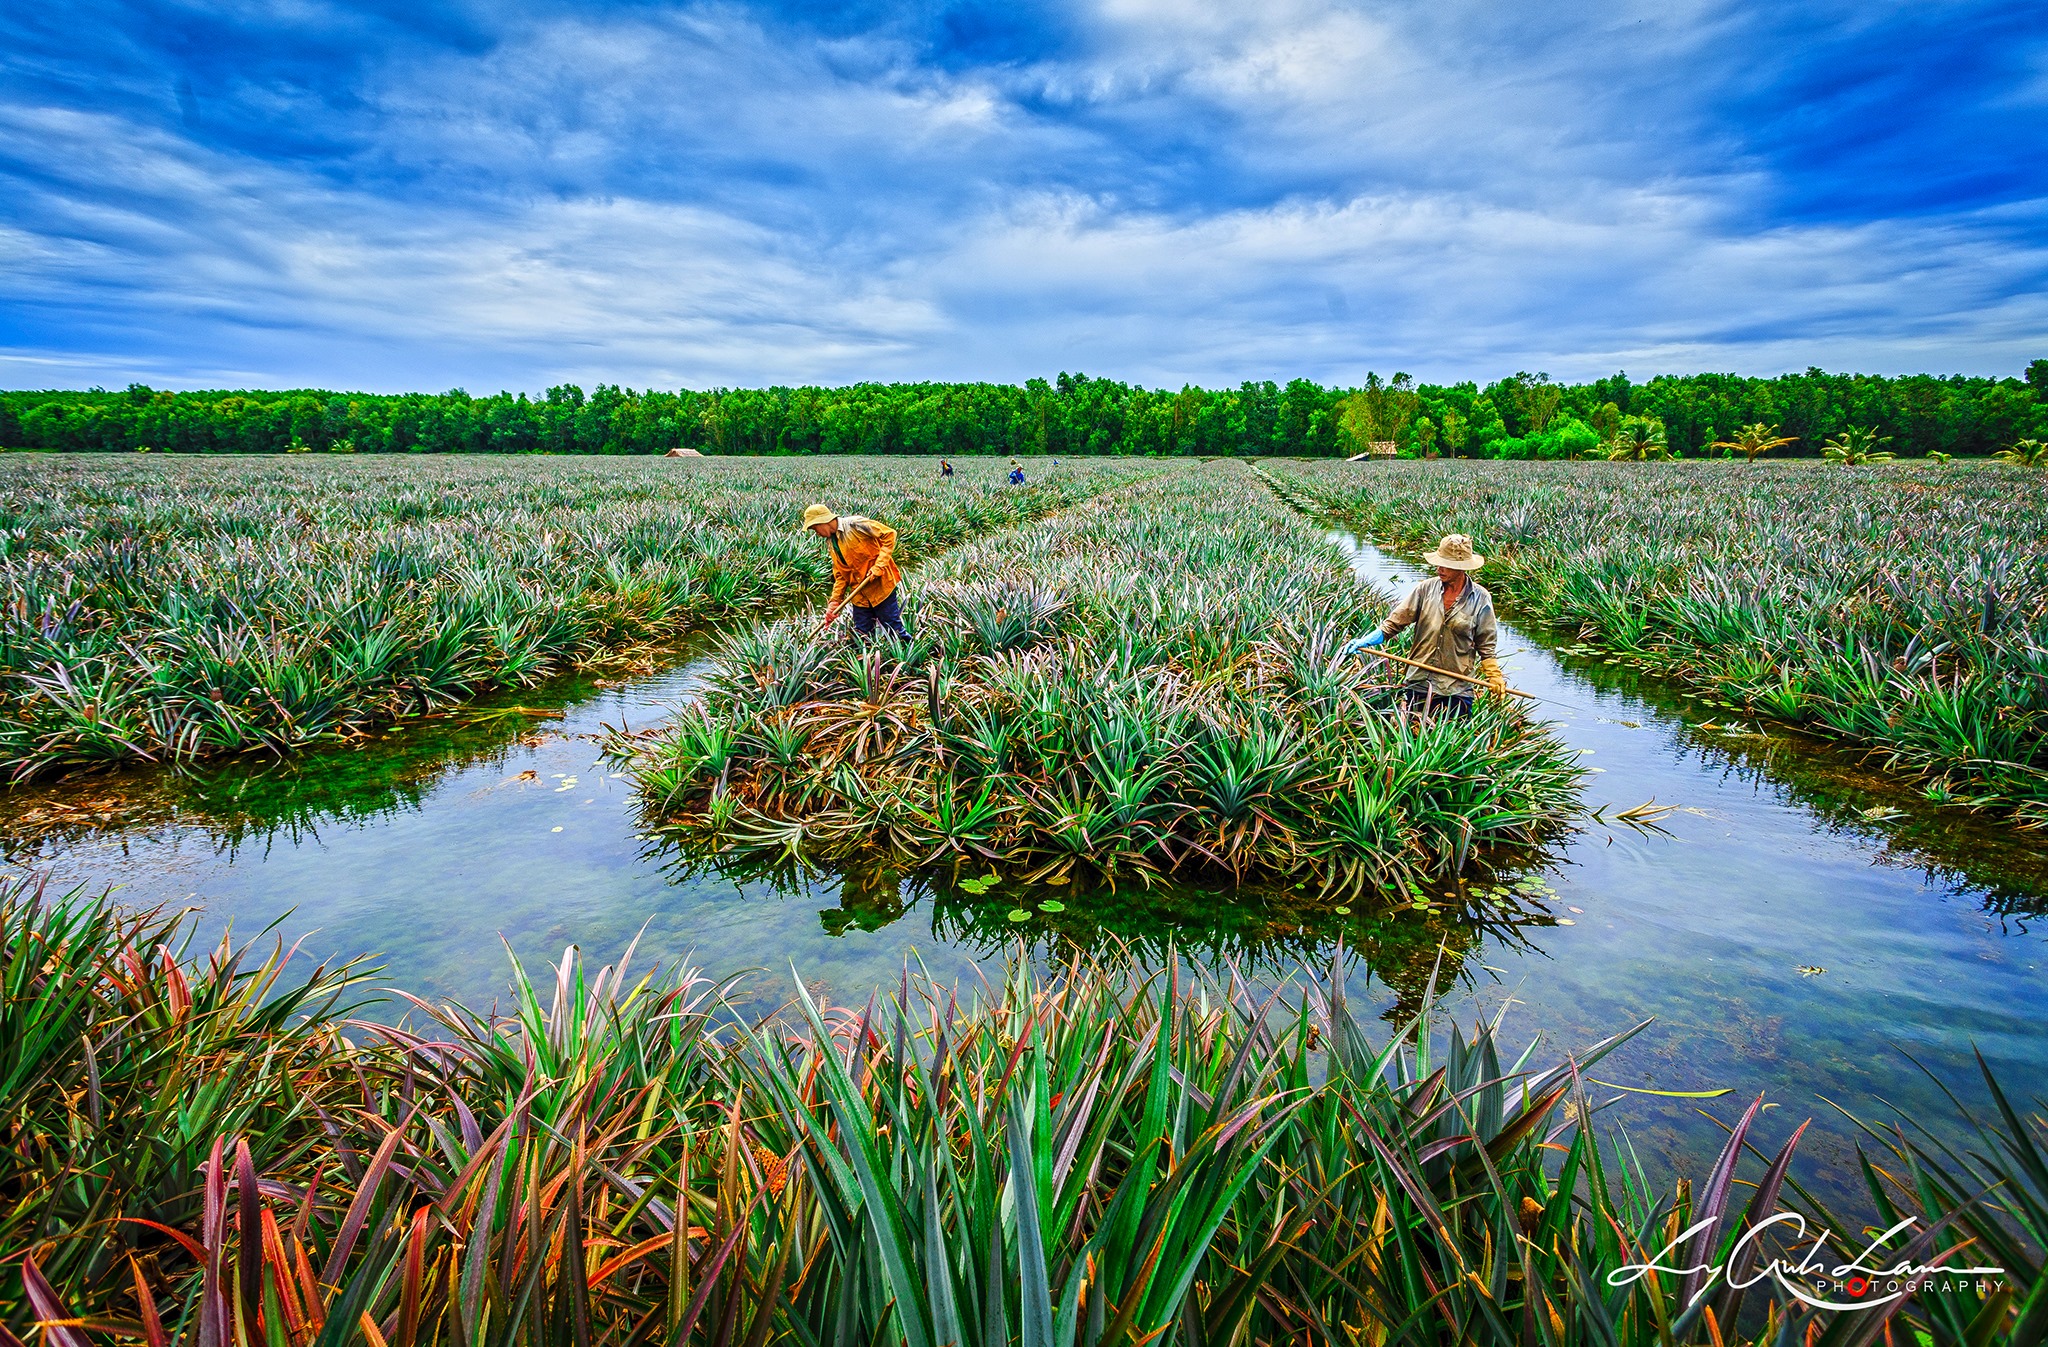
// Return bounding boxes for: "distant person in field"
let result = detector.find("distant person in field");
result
[802,503,908,640]
[939,459,954,478]
[1341,533,1505,719]
[1008,465,1026,486]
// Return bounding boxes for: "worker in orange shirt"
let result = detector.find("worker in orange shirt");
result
[801,503,908,640]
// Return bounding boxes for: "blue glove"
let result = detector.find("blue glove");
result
[1341,631,1387,657]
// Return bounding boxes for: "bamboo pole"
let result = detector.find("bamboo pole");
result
[1364,646,1535,699]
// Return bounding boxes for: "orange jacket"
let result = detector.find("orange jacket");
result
[824,517,901,610]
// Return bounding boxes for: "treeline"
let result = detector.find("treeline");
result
[4,363,2043,459]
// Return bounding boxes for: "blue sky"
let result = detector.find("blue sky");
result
[2,0,2043,393]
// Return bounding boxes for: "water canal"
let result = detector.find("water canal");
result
[3,525,2043,1211]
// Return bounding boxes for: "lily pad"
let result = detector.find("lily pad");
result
[1007,908,1032,923]
[1039,900,1066,913]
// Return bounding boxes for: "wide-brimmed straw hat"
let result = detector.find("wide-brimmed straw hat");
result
[800,503,836,530]
[1424,533,1484,570]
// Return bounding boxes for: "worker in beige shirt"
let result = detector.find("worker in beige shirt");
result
[1341,533,1507,718]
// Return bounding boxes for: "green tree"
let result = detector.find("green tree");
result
[1517,375,1562,434]
[1547,417,1600,460]
[1466,396,1508,455]
[1409,415,1438,458]
[1821,425,1895,465]
[1438,407,1467,458]
[6,365,2044,459]
[1336,373,1419,453]
[1712,422,1798,463]
[1603,415,1668,461]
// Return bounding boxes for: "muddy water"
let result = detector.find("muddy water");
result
[3,534,2044,1208]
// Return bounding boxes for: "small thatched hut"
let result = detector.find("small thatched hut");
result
[664,447,704,457]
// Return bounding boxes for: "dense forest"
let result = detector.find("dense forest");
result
[3,363,2043,459]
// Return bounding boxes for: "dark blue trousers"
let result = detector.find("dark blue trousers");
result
[852,590,909,640]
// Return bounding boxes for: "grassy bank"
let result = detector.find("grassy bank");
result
[624,460,1582,893]
[1263,459,2048,823]
[4,877,2041,1345]
[0,455,1156,781]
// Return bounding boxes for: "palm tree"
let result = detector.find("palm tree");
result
[1993,438,2047,467]
[1821,426,1894,465]
[1602,416,1668,461]
[1711,422,1797,463]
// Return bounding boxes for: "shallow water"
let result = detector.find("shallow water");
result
[4,532,2044,1210]
[1322,532,2047,1204]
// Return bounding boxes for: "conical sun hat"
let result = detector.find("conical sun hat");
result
[800,503,836,530]
[1423,534,1484,570]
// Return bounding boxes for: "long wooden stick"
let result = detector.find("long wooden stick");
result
[1365,646,1535,699]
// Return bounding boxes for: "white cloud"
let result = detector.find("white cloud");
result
[0,0,2041,391]
[910,185,2048,383]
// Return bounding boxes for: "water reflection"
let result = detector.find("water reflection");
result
[1319,531,2048,920]
[2,701,579,862]
[1649,697,2048,925]
[668,843,1568,1023]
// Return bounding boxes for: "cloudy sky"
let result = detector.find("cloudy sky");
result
[2,0,2044,394]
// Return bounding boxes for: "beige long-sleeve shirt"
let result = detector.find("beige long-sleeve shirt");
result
[1380,576,1498,695]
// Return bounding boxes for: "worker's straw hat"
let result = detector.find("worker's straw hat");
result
[1423,533,1484,570]
[800,503,836,530]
